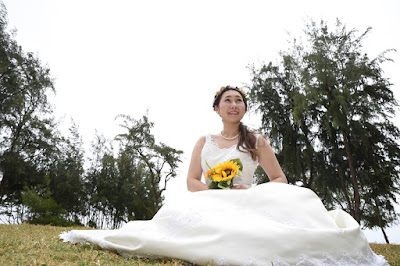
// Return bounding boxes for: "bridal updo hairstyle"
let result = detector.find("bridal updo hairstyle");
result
[213,86,258,161]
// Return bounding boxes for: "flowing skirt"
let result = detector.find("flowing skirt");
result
[60,182,388,265]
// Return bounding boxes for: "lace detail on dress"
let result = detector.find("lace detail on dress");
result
[268,249,389,266]
[201,134,259,188]
[208,135,237,150]
[59,178,389,266]
[156,207,203,241]
[262,210,300,227]
[207,249,388,266]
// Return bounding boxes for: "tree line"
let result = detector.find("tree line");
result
[1,4,399,242]
[250,19,400,243]
[0,4,182,229]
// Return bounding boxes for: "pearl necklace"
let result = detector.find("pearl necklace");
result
[220,132,240,140]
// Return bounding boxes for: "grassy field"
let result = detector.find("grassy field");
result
[1,224,399,265]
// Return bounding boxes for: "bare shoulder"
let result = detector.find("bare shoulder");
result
[193,136,206,151]
[256,134,269,147]
[197,135,206,145]
[255,134,274,156]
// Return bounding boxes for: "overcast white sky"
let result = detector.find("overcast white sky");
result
[2,0,400,244]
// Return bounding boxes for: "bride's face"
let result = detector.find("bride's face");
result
[214,90,246,122]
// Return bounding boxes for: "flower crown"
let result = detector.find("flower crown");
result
[213,85,249,106]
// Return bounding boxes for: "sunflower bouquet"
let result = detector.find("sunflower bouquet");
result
[205,159,243,189]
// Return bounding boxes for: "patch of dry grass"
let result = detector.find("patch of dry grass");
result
[1,224,399,265]
[370,243,400,266]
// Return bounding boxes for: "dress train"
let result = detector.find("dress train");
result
[60,182,388,265]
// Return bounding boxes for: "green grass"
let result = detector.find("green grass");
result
[1,224,399,265]
[0,224,186,265]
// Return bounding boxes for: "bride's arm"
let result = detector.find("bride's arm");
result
[257,135,288,183]
[187,136,209,192]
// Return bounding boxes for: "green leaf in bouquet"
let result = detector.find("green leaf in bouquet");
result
[218,182,229,189]
[208,182,220,189]
[231,158,243,171]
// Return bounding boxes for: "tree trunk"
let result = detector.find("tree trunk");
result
[0,177,7,201]
[380,227,390,244]
[137,150,160,214]
[374,197,390,244]
[342,130,361,223]
[338,166,353,216]
[307,158,314,188]
[332,132,353,216]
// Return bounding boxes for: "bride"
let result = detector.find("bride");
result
[60,86,388,265]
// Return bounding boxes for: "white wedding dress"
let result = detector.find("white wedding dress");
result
[60,134,388,265]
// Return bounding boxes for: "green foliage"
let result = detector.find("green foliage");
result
[84,114,183,229]
[21,186,77,227]
[0,3,60,223]
[0,3,183,229]
[48,121,86,217]
[249,19,400,237]
[115,114,183,217]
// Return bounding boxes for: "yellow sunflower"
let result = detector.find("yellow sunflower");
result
[211,160,239,182]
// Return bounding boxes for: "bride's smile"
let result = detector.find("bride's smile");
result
[215,90,246,122]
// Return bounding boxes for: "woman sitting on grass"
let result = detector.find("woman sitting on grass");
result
[60,86,388,265]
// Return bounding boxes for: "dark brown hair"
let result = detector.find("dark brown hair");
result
[213,86,258,161]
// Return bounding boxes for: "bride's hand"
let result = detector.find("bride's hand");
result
[231,184,247,189]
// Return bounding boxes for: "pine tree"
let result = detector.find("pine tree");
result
[249,19,400,240]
